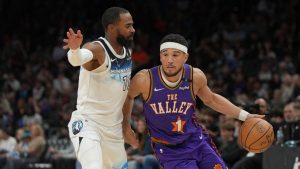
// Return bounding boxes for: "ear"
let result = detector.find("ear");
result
[107,24,116,33]
[185,53,189,62]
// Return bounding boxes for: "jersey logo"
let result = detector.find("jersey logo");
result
[110,58,117,62]
[179,86,189,90]
[72,120,83,135]
[154,88,164,92]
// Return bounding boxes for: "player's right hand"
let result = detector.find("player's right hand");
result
[123,128,139,149]
[63,28,83,50]
[246,113,265,120]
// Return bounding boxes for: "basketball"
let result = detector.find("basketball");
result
[238,118,274,153]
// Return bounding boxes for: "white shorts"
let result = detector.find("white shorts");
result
[68,113,128,169]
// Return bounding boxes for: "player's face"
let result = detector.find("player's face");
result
[160,48,188,77]
[116,13,135,46]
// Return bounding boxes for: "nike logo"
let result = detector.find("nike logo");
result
[110,58,117,62]
[154,88,164,92]
[199,134,203,140]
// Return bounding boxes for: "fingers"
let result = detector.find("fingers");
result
[257,114,265,118]
[69,28,75,35]
[247,114,265,119]
[62,44,69,49]
[77,30,81,35]
[63,39,69,43]
[77,30,83,38]
[66,28,82,39]
[66,31,70,38]
[62,39,69,49]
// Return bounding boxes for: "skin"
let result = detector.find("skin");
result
[254,98,268,115]
[63,12,135,71]
[122,48,264,147]
[283,103,297,122]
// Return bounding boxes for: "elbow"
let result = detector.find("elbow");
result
[203,99,213,107]
[202,94,215,107]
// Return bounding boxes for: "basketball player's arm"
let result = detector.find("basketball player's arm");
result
[63,28,106,70]
[193,68,264,121]
[122,70,149,148]
[80,42,106,71]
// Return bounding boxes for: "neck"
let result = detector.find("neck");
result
[105,35,123,55]
[161,67,182,87]
[161,67,183,82]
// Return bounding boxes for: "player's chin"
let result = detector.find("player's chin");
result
[165,70,177,77]
[166,67,176,72]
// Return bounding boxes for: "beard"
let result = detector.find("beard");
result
[117,34,134,48]
[162,66,183,77]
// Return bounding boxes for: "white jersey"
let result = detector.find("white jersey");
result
[74,37,132,127]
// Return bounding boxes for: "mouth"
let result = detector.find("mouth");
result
[128,33,134,39]
[166,65,175,69]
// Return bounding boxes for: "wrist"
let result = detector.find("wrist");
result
[70,48,80,53]
[239,109,250,121]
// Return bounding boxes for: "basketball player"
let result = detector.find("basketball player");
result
[122,34,264,169]
[63,7,136,169]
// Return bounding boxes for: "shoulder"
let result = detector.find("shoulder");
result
[128,69,151,99]
[132,69,150,83]
[192,67,207,89]
[82,41,105,54]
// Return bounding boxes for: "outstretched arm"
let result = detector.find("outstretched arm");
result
[122,69,149,147]
[194,68,264,121]
[63,28,105,71]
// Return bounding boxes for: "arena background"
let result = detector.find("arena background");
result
[0,0,300,169]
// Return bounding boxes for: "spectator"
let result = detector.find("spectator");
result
[218,120,247,168]
[127,117,159,169]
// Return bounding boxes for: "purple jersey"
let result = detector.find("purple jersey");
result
[143,64,199,145]
[144,64,228,169]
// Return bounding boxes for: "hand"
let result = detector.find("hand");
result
[123,127,139,149]
[246,113,265,120]
[63,28,83,50]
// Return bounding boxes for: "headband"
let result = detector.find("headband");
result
[160,42,188,54]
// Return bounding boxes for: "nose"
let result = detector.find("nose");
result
[129,26,135,34]
[167,56,173,64]
[130,26,135,34]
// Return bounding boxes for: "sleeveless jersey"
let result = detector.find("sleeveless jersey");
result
[74,37,132,127]
[143,64,199,145]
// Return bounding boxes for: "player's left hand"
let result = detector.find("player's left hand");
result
[246,113,265,120]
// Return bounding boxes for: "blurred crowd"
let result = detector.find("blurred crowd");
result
[1,0,300,168]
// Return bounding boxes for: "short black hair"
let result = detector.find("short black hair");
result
[101,7,129,31]
[160,34,188,48]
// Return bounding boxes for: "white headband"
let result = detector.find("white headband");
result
[160,42,188,54]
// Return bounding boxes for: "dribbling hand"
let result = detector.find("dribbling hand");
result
[63,28,83,50]
[246,113,265,120]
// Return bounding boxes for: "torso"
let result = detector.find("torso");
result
[142,64,201,145]
[74,37,132,127]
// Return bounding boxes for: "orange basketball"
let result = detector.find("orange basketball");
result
[238,118,274,153]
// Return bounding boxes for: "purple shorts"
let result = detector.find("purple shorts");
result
[152,131,227,169]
